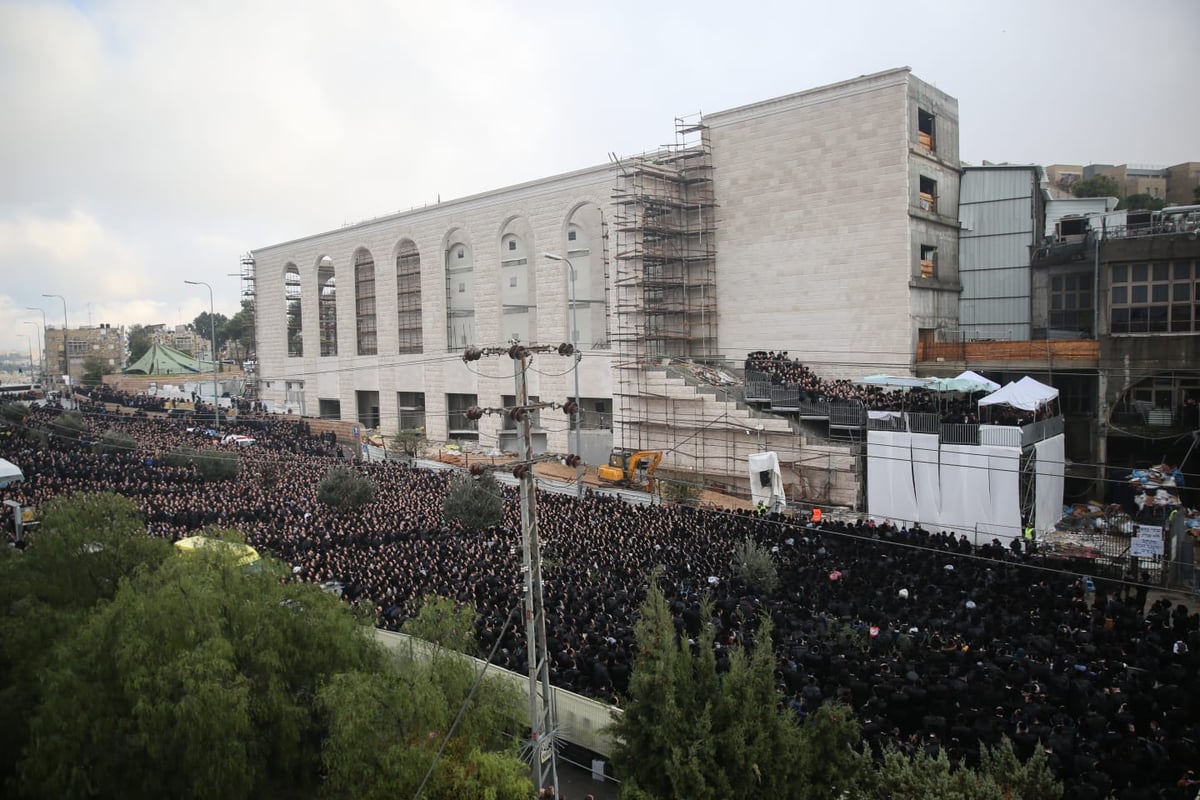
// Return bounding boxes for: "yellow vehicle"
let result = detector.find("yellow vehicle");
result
[597,449,663,490]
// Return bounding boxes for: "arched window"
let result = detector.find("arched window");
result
[499,230,535,344]
[284,264,302,358]
[445,233,474,350]
[396,239,422,354]
[354,248,377,356]
[564,208,607,349]
[318,256,338,357]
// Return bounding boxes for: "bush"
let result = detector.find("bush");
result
[96,431,136,456]
[51,411,85,440]
[316,466,377,511]
[731,535,780,594]
[443,471,502,532]
[165,446,240,481]
[1,401,30,425]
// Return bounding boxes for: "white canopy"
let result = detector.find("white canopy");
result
[0,458,24,488]
[978,376,1059,411]
[955,370,1001,392]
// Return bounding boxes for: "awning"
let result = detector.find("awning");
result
[0,458,24,488]
[978,376,1059,411]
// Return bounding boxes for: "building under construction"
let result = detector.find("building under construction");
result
[249,67,959,507]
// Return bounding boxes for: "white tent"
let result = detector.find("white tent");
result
[954,370,1000,392]
[978,376,1059,411]
[0,458,24,488]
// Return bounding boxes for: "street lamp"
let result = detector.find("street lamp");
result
[542,253,583,498]
[41,296,68,393]
[18,334,34,381]
[184,280,220,432]
[26,307,47,382]
[22,322,41,382]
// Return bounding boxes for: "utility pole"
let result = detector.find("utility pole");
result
[462,339,582,797]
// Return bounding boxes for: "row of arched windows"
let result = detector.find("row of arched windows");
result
[283,211,605,357]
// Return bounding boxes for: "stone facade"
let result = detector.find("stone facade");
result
[252,68,960,490]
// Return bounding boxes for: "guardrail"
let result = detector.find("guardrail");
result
[374,629,620,757]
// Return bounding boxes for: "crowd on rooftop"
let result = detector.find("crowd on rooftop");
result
[1,389,1197,799]
[744,350,1056,425]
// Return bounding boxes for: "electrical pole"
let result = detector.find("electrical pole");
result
[462,339,582,798]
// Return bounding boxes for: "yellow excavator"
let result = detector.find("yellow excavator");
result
[597,448,663,491]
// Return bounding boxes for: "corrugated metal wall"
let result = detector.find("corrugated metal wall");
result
[959,168,1037,340]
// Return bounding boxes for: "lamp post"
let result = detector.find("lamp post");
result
[22,322,41,382]
[26,307,47,383]
[184,280,220,432]
[542,253,583,498]
[41,294,68,386]
[23,319,44,383]
[18,334,34,381]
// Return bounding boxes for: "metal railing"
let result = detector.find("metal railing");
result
[828,402,866,429]
[770,386,800,411]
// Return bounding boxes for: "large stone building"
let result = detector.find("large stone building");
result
[252,67,960,499]
[44,324,125,384]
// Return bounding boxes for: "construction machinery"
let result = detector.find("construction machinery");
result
[597,449,663,491]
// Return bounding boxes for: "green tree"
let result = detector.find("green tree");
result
[403,595,477,654]
[731,535,780,594]
[1072,174,1120,199]
[80,355,113,387]
[317,465,377,510]
[1193,184,1200,203]
[867,744,1004,800]
[51,409,85,440]
[14,530,386,799]
[0,493,173,788]
[95,430,136,456]
[192,311,231,358]
[611,580,807,799]
[0,401,29,425]
[317,654,529,800]
[977,737,1062,800]
[1119,193,1166,211]
[443,470,503,532]
[391,427,426,458]
[126,324,153,365]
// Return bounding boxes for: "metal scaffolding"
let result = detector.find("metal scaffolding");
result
[610,116,718,452]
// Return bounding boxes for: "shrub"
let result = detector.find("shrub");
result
[443,470,502,532]
[51,411,85,440]
[731,535,780,594]
[165,446,240,481]
[96,431,137,456]
[316,466,376,511]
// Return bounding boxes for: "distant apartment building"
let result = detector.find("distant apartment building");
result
[1046,162,1197,204]
[45,324,126,382]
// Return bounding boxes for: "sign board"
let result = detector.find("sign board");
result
[352,426,359,437]
[1131,524,1164,558]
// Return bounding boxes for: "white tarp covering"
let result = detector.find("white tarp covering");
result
[0,458,24,488]
[867,431,1025,542]
[866,432,919,525]
[1034,435,1066,534]
[978,376,1059,411]
[748,451,785,511]
[954,370,1001,392]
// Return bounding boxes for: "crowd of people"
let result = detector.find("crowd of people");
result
[2,390,1198,799]
[744,350,1057,425]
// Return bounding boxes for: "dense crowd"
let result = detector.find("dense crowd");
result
[2,391,1198,799]
[745,350,1057,425]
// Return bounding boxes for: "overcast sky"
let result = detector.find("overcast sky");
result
[2,0,1197,361]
